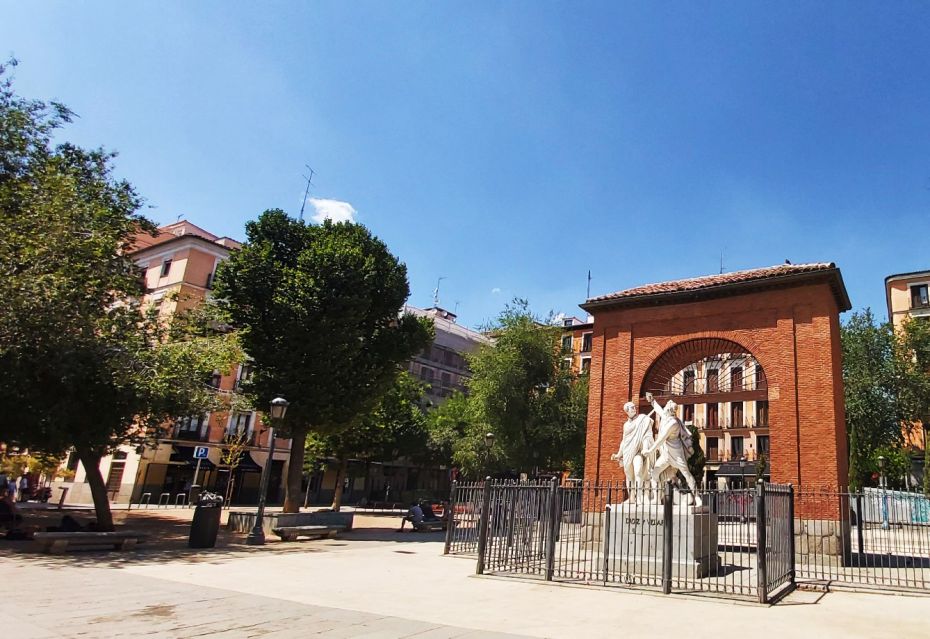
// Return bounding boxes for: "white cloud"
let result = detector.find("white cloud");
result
[491,287,502,295]
[307,198,357,224]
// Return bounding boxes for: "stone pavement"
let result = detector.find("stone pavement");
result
[1,564,528,638]
[2,516,929,638]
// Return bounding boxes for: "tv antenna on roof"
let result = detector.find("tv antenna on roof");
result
[298,164,316,222]
[433,276,446,307]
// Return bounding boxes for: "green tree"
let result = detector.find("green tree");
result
[212,210,432,512]
[0,62,240,528]
[428,300,588,479]
[308,371,430,510]
[842,310,930,490]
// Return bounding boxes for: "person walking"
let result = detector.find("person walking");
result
[18,474,30,502]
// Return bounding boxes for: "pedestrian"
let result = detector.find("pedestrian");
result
[399,502,423,532]
[18,474,29,502]
[8,476,17,502]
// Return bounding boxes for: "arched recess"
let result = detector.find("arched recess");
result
[640,338,771,476]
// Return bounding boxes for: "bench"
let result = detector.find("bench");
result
[33,531,147,554]
[272,525,346,542]
[412,518,446,532]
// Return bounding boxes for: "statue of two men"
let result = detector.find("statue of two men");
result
[611,392,703,507]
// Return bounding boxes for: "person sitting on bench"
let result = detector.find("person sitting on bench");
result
[0,487,24,531]
[399,502,423,532]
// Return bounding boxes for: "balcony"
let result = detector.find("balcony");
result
[173,428,209,442]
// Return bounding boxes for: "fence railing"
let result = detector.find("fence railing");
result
[448,480,930,598]
[449,479,794,603]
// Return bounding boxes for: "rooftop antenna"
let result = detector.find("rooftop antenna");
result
[720,250,725,274]
[454,300,461,315]
[433,276,446,307]
[586,270,592,299]
[298,164,315,222]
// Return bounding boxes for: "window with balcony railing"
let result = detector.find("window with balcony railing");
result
[911,284,929,309]
[176,414,209,440]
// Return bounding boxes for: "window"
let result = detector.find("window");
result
[208,371,222,388]
[441,371,451,389]
[706,437,719,461]
[756,435,770,455]
[683,370,695,394]
[178,414,209,435]
[683,403,694,423]
[443,350,454,366]
[206,271,215,289]
[160,259,172,277]
[731,401,744,428]
[755,400,769,427]
[581,332,593,353]
[707,369,719,393]
[420,366,434,383]
[229,411,253,437]
[755,364,766,389]
[707,403,719,428]
[912,284,930,309]
[235,363,253,390]
[730,366,743,391]
[731,436,744,459]
[581,357,591,374]
[561,335,573,352]
[563,318,574,327]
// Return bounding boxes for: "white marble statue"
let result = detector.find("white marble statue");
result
[642,392,703,507]
[610,401,655,503]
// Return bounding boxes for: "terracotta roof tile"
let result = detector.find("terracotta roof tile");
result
[587,263,837,304]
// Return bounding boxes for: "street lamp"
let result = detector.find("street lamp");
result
[483,432,495,480]
[246,397,289,546]
[739,456,748,523]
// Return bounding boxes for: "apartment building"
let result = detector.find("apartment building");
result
[885,269,930,480]
[63,221,291,506]
[402,305,491,404]
[560,316,593,375]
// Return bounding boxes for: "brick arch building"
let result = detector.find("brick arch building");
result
[580,263,852,493]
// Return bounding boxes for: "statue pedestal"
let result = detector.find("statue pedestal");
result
[606,501,719,578]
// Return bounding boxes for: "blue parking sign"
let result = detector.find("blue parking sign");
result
[194,446,209,459]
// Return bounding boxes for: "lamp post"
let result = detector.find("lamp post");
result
[483,432,495,480]
[878,454,889,531]
[246,397,289,546]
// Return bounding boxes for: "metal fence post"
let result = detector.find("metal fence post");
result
[476,477,492,575]
[662,480,673,595]
[444,480,457,555]
[788,484,796,586]
[545,477,559,581]
[756,481,768,604]
[855,491,864,561]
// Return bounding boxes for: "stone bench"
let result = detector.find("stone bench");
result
[272,525,346,542]
[33,531,147,554]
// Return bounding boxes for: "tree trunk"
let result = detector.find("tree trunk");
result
[283,425,308,513]
[76,448,114,531]
[331,458,348,512]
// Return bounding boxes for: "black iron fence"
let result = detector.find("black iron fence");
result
[447,480,930,599]
[795,486,930,592]
[447,479,794,603]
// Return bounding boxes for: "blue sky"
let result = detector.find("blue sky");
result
[4,2,929,328]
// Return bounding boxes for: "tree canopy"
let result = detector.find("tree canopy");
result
[842,310,930,490]
[0,61,240,528]
[212,210,433,511]
[427,300,588,479]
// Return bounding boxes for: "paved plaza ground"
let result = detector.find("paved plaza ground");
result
[1,506,928,638]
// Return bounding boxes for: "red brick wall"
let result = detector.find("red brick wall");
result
[584,282,847,517]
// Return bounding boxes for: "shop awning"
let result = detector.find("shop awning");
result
[170,446,216,470]
[715,460,769,477]
[234,452,263,473]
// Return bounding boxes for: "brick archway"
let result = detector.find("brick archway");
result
[580,264,851,496]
